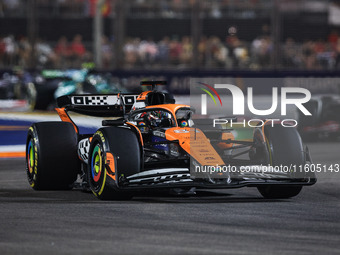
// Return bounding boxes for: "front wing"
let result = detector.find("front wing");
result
[116,167,316,190]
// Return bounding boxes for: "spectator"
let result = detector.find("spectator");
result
[17,36,31,68]
[197,36,207,66]
[179,36,192,67]
[70,34,86,67]
[169,37,182,65]
[0,37,5,67]
[3,35,18,66]
[35,38,56,68]
[157,36,170,67]
[123,38,139,69]
[302,41,318,69]
[54,36,71,68]
[101,35,113,68]
[211,37,229,68]
[139,38,158,67]
[328,30,339,50]
[282,38,299,68]
[225,30,241,68]
[70,34,86,56]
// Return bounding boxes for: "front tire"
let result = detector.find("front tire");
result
[256,124,305,199]
[88,127,141,200]
[257,185,302,199]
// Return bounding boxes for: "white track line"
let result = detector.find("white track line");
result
[0,145,26,152]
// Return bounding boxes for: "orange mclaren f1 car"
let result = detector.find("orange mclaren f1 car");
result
[26,81,316,200]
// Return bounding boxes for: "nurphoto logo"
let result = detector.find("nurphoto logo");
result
[200,83,311,116]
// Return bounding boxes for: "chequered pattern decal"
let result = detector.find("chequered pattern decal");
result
[78,138,91,163]
[71,95,138,106]
[123,95,138,105]
[72,96,108,105]
[72,95,118,106]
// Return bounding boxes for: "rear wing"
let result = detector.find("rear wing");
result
[56,94,138,117]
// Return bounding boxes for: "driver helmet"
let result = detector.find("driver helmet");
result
[149,110,172,127]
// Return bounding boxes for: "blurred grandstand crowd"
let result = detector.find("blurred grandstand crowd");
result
[2,33,340,70]
[122,33,340,70]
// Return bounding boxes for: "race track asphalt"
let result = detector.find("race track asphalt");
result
[0,142,339,255]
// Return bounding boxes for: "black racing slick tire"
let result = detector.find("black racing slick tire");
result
[88,127,141,200]
[26,122,80,190]
[256,124,304,199]
[27,80,59,111]
[257,185,302,199]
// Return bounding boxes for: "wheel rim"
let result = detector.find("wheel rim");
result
[91,145,103,183]
[27,140,34,174]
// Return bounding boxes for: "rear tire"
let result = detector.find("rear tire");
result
[26,122,80,190]
[88,127,141,200]
[256,124,304,199]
